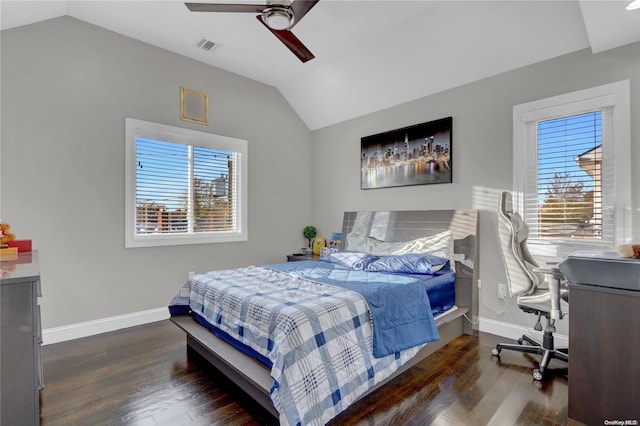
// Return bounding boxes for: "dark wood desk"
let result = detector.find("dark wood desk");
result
[568,281,640,425]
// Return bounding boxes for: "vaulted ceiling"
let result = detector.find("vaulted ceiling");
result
[2,1,640,130]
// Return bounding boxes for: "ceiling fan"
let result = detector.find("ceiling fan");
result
[185,1,319,62]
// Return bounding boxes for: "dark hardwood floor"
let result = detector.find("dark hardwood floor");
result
[40,320,574,425]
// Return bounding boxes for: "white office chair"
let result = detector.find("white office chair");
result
[491,191,569,381]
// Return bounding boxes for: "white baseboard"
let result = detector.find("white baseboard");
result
[478,316,568,347]
[42,307,170,345]
[43,311,567,347]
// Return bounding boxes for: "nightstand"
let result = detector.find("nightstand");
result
[287,253,319,262]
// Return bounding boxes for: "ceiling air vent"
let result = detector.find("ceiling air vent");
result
[194,37,222,53]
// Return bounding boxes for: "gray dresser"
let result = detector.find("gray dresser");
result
[1,251,42,425]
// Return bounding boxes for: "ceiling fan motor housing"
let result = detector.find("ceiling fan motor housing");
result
[262,5,294,30]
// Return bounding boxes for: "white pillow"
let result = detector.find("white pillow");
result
[346,230,456,272]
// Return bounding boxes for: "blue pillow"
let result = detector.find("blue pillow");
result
[366,253,450,275]
[322,251,379,270]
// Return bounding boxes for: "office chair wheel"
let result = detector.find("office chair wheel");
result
[532,369,543,381]
[491,347,500,356]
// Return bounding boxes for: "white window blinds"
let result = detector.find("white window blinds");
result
[135,138,239,235]
[526,110,608,243]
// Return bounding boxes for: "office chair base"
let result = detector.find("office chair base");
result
[491,331,568,381]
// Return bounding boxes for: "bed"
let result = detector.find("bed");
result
[169,209,478,425]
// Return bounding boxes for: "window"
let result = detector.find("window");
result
[125,118,247,248]
[513,80,630,257]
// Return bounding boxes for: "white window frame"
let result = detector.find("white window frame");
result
[125,118,248,248]
[512,80,630,258]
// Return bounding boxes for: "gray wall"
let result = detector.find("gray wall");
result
[310,42,640,336]
[3,15,640,338]
[0,17,313,329]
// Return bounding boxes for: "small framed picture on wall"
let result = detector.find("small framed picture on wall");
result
[180,87,208,125]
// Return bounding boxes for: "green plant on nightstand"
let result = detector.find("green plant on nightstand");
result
[303,226,317,249]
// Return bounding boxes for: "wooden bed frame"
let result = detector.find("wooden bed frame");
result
[171,209,478,419]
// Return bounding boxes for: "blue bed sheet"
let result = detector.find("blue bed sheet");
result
[266,260,455,358]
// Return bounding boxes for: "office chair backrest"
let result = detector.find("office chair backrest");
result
[498,191,545,297]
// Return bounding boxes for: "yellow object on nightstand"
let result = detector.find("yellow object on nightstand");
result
[312,237,326,255]
[0,246,18,260]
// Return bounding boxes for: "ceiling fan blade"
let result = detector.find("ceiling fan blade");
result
[257,16,314,62]
[289,0,319,28]
[185,3,266,13]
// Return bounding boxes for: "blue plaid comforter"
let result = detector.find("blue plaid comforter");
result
[169,265,433,426]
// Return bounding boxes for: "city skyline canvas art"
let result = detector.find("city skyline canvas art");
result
[361,117,453,189]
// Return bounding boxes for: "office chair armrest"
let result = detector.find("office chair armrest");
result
[533,266,564,320]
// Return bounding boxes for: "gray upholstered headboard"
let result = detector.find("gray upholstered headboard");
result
[341,210,478,267]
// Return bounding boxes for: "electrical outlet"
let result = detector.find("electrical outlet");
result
[498,283,507,299]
